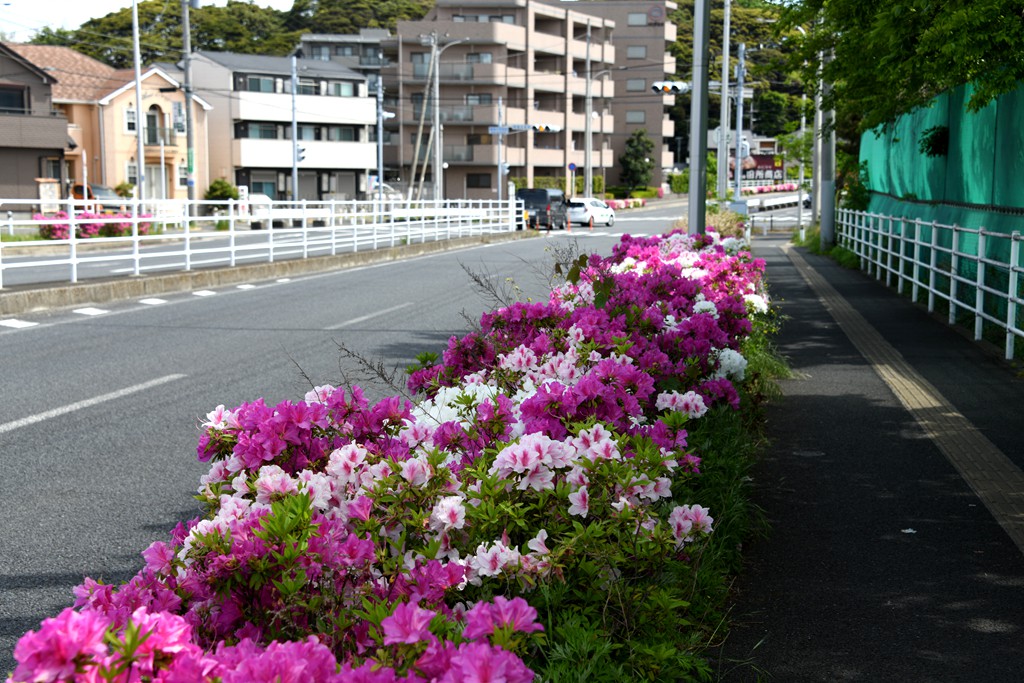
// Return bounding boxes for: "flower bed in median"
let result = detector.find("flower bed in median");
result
[7,229,774,683]
[32,211,152,240]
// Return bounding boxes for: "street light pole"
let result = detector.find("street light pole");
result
[182,0,196,209]
[423,33,467,202]
[583,23,592,198]
[687,0,711,234]
[291,52,299,201]
[733,42,746,206]
[131,0,145,204]
[717,0,731,200]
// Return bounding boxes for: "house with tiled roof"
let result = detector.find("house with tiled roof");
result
[0,43,69,209]
[5,44,212,203]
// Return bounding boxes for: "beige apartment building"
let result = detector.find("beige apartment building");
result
[303,0,677,199]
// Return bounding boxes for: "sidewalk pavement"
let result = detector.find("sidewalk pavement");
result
[714,233,1024,682]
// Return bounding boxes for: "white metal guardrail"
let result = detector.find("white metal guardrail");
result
[836,208,1024,360]
[0,197,522,289]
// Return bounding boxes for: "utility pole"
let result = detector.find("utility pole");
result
[182,0,196,208]
[131,0,145,204]
[732,42,747,213]
[291,52,299,201]
[686,0,711,234]
[376,76,385,206]
[717,0,731,200]
[497,96,504,202]
[583,22,592,198]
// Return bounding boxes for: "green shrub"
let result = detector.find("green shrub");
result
[205,178,239,201]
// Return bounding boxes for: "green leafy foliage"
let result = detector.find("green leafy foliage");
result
[777,0,1024,132]
[618,130,655,196]
[204,178,239,201]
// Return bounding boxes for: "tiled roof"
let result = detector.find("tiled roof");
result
[3,44,126,102]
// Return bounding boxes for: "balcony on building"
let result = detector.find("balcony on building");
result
[0,108,68,148]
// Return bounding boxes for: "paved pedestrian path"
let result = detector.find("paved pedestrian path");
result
[714,234,1024,681]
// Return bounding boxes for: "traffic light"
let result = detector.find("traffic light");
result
[651,81,691,94]
[532,124,562,133]
[501,162,510,176]
[296,146,306,162]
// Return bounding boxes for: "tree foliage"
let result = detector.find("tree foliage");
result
[27,0,435,69]
[775,0,1024,132]
[30,1,301,67]
[619,129,656,194]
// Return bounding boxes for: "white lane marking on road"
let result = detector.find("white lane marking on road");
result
[237,284,256,290]
[325,302,414,330]
[192,290,216,297]
[0,374,187,435]
[277,278,292,283]
[0,319,39,329]
[74,307,108,316]
[139,298,167,305]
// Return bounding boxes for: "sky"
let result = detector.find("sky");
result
[1,0,295,42]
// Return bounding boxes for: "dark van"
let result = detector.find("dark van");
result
[515,188,569,230]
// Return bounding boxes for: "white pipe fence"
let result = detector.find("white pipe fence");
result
[836,207,1024,360]
[0,197,523,289]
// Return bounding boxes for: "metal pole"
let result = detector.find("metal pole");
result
[798,90,806,237]
[717,0,731,200]
[820,49,836,248]
[733,43,745,203]
[497,96,503,202]
[291,53,299,201]
[431,37,442,201]
[686,0,711,235]
[377,77,384,206]
[583,22,592,198]
[132,0,145,204]
[182,0,195,210]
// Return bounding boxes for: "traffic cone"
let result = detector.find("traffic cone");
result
[588,217,594,231]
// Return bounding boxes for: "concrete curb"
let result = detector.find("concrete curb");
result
[1,230,535,317]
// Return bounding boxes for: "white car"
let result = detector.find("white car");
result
[567,197,615,227]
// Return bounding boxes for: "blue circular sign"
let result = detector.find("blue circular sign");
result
[568,163,577,171]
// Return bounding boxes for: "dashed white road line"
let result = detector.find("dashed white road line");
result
[0,319,38,329]
[139,298,167,305]
[326,302,414,330]
[73,307,109,316]
[0,374,187,435]
[192,290,217,297]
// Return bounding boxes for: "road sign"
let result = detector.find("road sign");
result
[568,163,577,171]
[509,124,532,131]
[488,126,510,134]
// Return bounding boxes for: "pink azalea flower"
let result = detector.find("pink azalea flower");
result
[382,602,436,645]
[12,608,110,683]
[429,495,467,531]
[567,486,589,518]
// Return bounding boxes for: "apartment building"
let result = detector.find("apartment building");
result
[190,51,376,201]
[541,0,678,186]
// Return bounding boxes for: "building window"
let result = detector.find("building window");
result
[467,173,491,188]
[125,107,137,132]
[467,134,493,145]
[327,82,355,97]
[625,110,646,124]
[327,126,357,141]
[177,162,188,187]
[44,158,62,180]
[126,162,138,185]
[626,46,647,60]
[172,102,186,133]
[297,79,318,95]
[0,86,27,113]
[310,45,330,61]
[466,93,493,106]
[627,12,647,26]
[249,123,279,139]
[245,75,275,93]
[467,52,493,64]
[411,52,430,65]
[335,45,356,56]
[626,79,646,91]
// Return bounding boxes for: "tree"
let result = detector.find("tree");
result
[619,129,656,195]
[776,0,1024,132]
[28,0,299,68]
